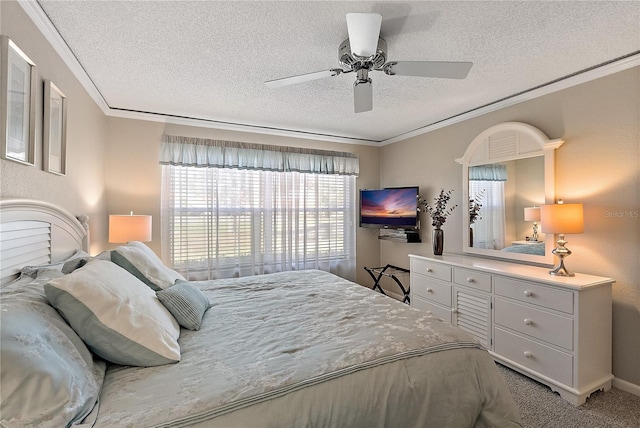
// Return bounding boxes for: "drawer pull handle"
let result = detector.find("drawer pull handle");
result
[426,268,433,273]
[524,290,533,297]
[524,318,533,325]
[452,309,459,314]
[466,277,475,283]
[524,351,532,359]
[426,288,433,293]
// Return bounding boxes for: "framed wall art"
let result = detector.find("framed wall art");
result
[1,36,37,166]
[43,80,67,175]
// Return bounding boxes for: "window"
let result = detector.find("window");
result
[470,180,506,250]
[160,137,358,281]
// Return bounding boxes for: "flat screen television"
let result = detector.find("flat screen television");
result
[359,186,420,230]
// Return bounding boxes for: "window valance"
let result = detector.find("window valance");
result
[159,135,359,176]
[469,164,508,181]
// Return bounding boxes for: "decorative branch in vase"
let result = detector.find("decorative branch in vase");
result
[418,189,457,255]
[469,190,484,247]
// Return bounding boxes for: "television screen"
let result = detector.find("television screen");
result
[359,186,419,229]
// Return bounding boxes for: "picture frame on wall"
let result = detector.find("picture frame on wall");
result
[43,80,67,175]
[0,36,37,166]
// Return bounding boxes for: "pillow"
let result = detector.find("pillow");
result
[157,280,211,330]
[61,255,90,273]
[111,241,185,290]
[44,259,181,366]
[0,273,106,427]
[20,249,90,278]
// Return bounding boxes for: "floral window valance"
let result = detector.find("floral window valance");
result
[159,135,359,176]
[469,164,508,181]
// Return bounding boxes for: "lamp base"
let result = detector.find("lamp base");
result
[549,257,575,277]
[531,222,539,242]
[549,234,575,277]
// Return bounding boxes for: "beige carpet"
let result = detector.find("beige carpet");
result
[496,364,640,428]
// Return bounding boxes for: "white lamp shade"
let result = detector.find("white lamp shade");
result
[109,214,152,243]
[524,207,541,221]
[346,13,382,57]
[540,203,584,234]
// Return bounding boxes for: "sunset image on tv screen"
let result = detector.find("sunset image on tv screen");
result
[360,188,417,226]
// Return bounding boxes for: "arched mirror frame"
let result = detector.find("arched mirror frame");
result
[455,122,564,265]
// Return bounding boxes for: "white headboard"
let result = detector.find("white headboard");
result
[0,199,89,285]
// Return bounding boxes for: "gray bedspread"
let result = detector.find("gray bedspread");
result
[92,270,521,427]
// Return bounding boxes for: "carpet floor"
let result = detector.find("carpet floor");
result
[496,364,640,427]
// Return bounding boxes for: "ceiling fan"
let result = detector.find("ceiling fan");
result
[265,13,473,113]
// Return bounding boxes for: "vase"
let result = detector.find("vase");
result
[432,227,444,255]
[469,227,474,247]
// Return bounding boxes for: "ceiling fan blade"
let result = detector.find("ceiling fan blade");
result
[385,61,473,79]
[265,69,342,88]
[353,79,372,113]
[346,13,382,57]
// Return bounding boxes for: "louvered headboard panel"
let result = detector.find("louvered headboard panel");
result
[0,199,88,285]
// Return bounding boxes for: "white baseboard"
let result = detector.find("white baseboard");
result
[612,377,640,397]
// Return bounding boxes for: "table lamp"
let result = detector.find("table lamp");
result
[540,201,584,276]
[524,206,541,241]
[109,212,152,243]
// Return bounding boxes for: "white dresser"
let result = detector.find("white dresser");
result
[409,253,614,405]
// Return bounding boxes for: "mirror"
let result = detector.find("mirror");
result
[456,122,564,265]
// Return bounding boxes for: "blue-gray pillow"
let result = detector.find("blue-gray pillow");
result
[0,273,106,427]
[44,259,181,366]
[157,281,211,330]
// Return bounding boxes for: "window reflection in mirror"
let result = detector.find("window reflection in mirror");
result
[468,156,545,256]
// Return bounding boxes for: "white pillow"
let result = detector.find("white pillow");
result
[44,259,181,366]
[111,241,184,290]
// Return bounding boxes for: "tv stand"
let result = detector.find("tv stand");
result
[378,229,421,243]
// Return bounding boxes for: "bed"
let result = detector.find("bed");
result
[0,198,522,427]
[501,242,545,256]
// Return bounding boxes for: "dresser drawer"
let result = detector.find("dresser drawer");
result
[412,296,452,323]
[410,258,452,282]
[454,268,492,292]
[494,298,573,350]
[411,276,452,306]
[494,277,574,314]
[494,327,573,386]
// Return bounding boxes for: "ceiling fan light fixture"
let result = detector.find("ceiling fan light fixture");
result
[346,13,382,57]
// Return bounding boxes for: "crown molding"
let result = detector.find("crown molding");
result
[21,0,639,147]
[19,0,379,146]
[380,53,640,146]
[107,109,381,146]
[19,0,110,115]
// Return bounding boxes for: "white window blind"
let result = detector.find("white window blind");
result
[160,138,357,281]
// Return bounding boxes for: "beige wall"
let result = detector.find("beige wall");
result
[380,67,640,386]
[104,118,381,286]
[0,1,108,254]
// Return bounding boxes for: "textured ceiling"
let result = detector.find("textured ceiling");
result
[36,1,640,143]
